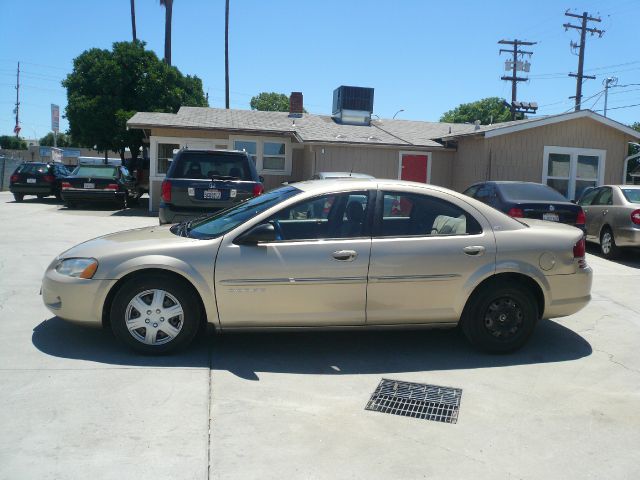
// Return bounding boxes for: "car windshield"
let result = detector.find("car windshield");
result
[16,163,49,174]
[73,166,118,178]
[621,188,640,203]
[498,183,568,202]
[186,185,301,239]
[173,152,252,180]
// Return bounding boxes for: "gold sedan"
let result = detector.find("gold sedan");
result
[42,179,592,354]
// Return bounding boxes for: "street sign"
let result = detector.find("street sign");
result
[50,147,63,163]
[51,104,60,133]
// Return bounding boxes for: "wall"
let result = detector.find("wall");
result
[0,156,23,191]
[451,117,633,191]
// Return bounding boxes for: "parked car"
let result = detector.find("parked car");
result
[61,164,138,209]
[42,179,591,355]
[126,156,150,197]
[159,149,263,224]
[9,162,72,201]
[577,185,640,258]
[463,181,586,230]
[311,172,375,180]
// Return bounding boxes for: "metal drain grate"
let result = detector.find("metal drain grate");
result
[365,379,462,424]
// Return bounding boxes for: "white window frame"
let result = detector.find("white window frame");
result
[542,146,606,200]
[150,136,229,179]
[230,135,292,176]
[397,151,432,183]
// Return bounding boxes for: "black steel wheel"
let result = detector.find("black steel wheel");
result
[13,193,24,202]
[461,281,538,353]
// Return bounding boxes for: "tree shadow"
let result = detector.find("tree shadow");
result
[33,317,592,379]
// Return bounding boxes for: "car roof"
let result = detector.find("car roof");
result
[291,178,462,194]
[316,172,375,179]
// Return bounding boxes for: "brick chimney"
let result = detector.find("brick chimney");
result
[289,92,303,116]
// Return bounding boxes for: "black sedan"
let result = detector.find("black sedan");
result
[9,162,72,201]
[463,181,586,230]
[61,164,138,209]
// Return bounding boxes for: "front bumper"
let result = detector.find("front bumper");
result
[543,265,593,319]
[41,266,115,327]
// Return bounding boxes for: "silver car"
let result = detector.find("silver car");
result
[578,185,640,258]
[42,179,592,354]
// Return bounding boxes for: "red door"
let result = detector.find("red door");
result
[400,154,429,183]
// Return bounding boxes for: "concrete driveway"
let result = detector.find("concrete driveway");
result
[0,191,639,480]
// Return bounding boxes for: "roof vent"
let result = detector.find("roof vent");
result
[332,86,374,126]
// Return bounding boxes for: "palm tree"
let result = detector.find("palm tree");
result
[160,0,173,65]
[225,0,229,108]
[130,0,137,42]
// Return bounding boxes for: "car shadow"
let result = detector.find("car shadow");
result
[12,197,63,205]
[586,243,640,269]
[33,317,592,379]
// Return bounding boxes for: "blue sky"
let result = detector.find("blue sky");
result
[1,0,638,139]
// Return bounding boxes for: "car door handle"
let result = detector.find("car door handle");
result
[602,210,608,215]
[332,250,358,261]
[463,246,485,256]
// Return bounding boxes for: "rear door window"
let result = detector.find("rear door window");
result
[376,192,482,237]
[173,152,252,180]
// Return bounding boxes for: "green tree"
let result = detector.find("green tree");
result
[0,135,27,150]
[39,132,75,147]
[440,97,517,124]
[63,41,206,162]
[250,92,292,112]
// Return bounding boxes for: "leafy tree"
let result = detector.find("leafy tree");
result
[0,135,27,150]
[250,92,292,112]
[39,132,75,147]
[440,97,518,124]
[63,41,206,162]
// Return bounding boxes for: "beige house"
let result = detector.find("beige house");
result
[127,100,640,211]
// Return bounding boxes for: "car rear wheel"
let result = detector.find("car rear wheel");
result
[110,274,201,354]
[13,193,24,202]
[600,227,620,259]
[461,282,537,353]
[65,201,76,209]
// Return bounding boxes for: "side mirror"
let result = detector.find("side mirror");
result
[236,223,277,245]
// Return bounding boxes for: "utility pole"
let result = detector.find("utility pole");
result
[498,39,537,120]
[14,62,20,137]
[564,10,604,112]
[224,0,230,109]
[602,76,618,117]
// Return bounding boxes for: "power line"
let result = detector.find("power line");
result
[594,103,640,112]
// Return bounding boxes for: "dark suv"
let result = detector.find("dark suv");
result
[159,149,264,224]
[9,162,72,201]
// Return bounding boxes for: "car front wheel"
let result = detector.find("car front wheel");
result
[461,282,538,353]
[110,274,201,354]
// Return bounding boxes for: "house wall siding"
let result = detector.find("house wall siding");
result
[451,117,632,191]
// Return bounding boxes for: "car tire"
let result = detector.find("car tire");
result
[13,193,24,202]
[65,201,76,209]
[54,190,62,201]
[110,273,202,354]
[461,281,538,354]
[600,227,620,259]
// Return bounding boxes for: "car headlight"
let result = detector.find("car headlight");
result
[55,258,99,279]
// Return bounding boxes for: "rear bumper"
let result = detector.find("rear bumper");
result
[543,265,593,319]
[613,226,640,247]
[61,190,125,203]
[159,202,234,224]
[10,185,55,195]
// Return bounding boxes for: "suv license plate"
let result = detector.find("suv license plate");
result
[543,213,559,222]
[204,189,222,200]
[84,183,95,189]
[27,178,36,184]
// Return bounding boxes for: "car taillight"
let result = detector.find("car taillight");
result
[10,174,19,183]
[576,208,586,225]
[573,237,586,258]
[508,207,524,218]
[105,184,119,191]
[161,180,172,202]
[252,183,264,197]
[61,182,71,190]
[43,174,55,183]
[631,209,640,225]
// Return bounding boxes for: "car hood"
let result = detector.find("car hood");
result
[58,225,201,260]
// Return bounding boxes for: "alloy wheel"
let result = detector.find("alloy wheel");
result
[601,231,612,255]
